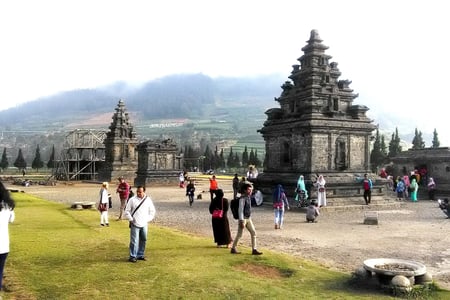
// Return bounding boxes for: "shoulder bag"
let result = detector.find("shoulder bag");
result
[129,196,147,228]
[212,197,224,218]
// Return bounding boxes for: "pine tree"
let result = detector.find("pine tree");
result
[227,147,234,168]
[47,145,56,169]
[412,128,425,149]
[0,148,8,171]
[432,128,440,148]
[14,148,27,171]
[380,135,388,157]
[248,149,255,165]
[242,146,249,167]
[219,148,225,169]
[370,129,385,172]
[388,127,402,157]
[233,153,240,168]
[32,145,45,172]
[254,149,261,168]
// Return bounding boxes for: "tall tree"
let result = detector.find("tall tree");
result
[388,127,402,157]
[227,147,235,168]
[32,145,45,171]
[432,128,440,148]
[380,135,388,157]
[370,129,386,172]
[242,146,249,167]
[0,148,8,171]
[233,153,240,168]
[14,148,27,171]
[253,149,261,168]
[411,128,425,149]
[47,144,56,169]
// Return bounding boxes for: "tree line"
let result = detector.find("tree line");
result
[370,127,440,172]
[0,126,439,174]
[183,144,261,172]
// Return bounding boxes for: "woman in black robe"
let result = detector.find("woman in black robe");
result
[209,189,233,248]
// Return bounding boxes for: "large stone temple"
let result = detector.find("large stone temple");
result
[256,29,387,206]
[99,99,138,182]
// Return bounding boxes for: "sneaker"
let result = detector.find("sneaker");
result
[274,224,278,229]
[100,224,105,226]
[106,223,109,227]
[128,257,137,263]
[137,257,147,261]
[230,248,241,254]
[252,249,263,255]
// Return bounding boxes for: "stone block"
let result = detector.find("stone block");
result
[364,211,378,225]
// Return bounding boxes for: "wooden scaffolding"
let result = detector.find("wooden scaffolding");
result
[53,129,107,181]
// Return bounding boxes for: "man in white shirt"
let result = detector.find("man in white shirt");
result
[124,186,156,262]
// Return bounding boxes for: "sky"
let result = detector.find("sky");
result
[1,0,449,144]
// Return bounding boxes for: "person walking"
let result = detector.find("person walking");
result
[272,184,290,229]
[185,180,195,207]
[209,189,233,248]
[98,182,110,227]
[232,174,239,200]
[230,182,262,255]
[362,173,373,205]
[315,175,327,207]
[209,175,218,202]
[124,186,156,262]
[410,178,419,202]
[396,178,406,201]
[0,181,15,292]
[116,176,130,220]
[294,175,308,207]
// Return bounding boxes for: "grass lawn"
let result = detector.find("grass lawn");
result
[2,193,448,299]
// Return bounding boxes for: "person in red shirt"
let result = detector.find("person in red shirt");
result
[116,176,130,220]
[209,175,218,202]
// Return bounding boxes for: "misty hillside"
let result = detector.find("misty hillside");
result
[0,72,440,165]
[0,73,283,129]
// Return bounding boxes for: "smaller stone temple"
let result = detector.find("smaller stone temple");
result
[255,29,389,207]
[389,147,450,198]
[134,138,183,186]
[99,99,138,182]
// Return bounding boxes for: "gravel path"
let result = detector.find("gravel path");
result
[9,180,450,289]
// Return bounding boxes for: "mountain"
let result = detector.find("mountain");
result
[0,73,442,164]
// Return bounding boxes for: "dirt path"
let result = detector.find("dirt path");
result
[9,180,450,289]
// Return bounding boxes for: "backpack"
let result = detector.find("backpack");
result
[230,197,239,220]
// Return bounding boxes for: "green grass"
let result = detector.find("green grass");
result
[2,193,449,299]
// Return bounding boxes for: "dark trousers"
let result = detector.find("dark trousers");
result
[363,189,371,204]
[0,252,8,290]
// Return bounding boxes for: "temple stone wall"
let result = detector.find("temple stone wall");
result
[255,29,384,207]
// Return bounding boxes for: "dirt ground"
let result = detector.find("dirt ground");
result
[9,179,450,290]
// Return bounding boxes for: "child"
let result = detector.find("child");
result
[306,200,320,223]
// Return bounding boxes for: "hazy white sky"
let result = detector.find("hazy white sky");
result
[1,1,449,142]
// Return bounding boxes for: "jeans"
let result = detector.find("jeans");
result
[0,252,8,290]
[129,224,148,258]
[274,207,285,228]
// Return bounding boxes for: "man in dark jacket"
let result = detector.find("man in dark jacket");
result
[230,182,262,255]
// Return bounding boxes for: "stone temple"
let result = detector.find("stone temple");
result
[255,29,388,207]
[99,99,138,182]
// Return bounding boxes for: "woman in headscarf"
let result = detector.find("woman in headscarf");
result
[294,175,308,207]
[315,175,327,207]
[427,177,436,200]
[410,178,419,202]
[209,189,232,248]
[272,184,290,229]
